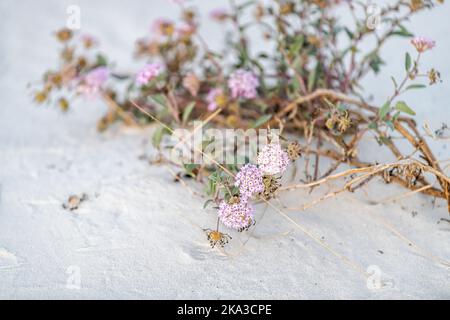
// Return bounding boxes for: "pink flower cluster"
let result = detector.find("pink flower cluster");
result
[217,199,255,231]
[206,88,224,111]
[228,69,259,99]
[210,8,228,22]
[177,23,196,38]
[136,63,164,85]
[217,144,291,231]
[152,18,174,37]
[257,143,290,175]
[234,164,265,200]
[411,36,436,53]
[77,66,109,98]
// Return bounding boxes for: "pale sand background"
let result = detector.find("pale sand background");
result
[0,0,449,299]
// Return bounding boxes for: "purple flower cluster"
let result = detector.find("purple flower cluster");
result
[77,66,109,98]
[234,164,265,200]
[217,199,255,231]
[228,69,259,99]
[136,63,164,85]
[257,143,290,175]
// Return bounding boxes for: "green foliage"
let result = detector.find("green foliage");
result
[395,101,416,116]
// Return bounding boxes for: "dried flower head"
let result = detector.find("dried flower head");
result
[182,73,200,96]
[81,34,98,49]
[257,143,290,175]
[411,36,436,53]
[260,175,281,200]
[280,2,295,15]
[136,63,164,85]
[410,0,424,11]
[55,28,73,42]
[427,68,441,85]
[203,229,232,248]
[34,90,48,104]
[287,141,302,161]
[337,111,351,133]
[326,111,351,134]
[58,97,69,112]
[217,199,255,231]
[228,69,259,99]
[234,164,265,200]
[206,88,227,111]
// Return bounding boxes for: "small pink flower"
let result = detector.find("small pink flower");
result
[228,69,259,99]
[77,66,109,98]
[206,88,226,111]
[210,8,228,22]
[80,33,98,48]
[218,199,255,231]
[136,63,164,85]
[235,164,265,200]
[257,143,290,175]
[411,36,436,53]
[177,23,196,38]
[152,18,175,37]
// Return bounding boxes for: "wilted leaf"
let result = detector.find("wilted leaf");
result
[182,73,200,97]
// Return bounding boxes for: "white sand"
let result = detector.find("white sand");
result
[0,0,449,299]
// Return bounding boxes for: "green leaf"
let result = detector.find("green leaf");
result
[405,84,426,91]
[237,0,255,11]
[96,54,108,66]
[395,101,416,116]
[392,111,401,122]
[203,199,214,209]
[183,163,198,178]
[251,114,272,128]
[149,94,168,109]
[337,103,347,112]
[405,52,411,72]
[379,101,390,120]
[390,26,414,38]
[307,66,317,92]
[368,53,384,74]
[152,126,169,148]
[344,27,354,40]
[289,35,304,56]
[390,76,398,90]
[182,102,196,124]
[385,120,394,130]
